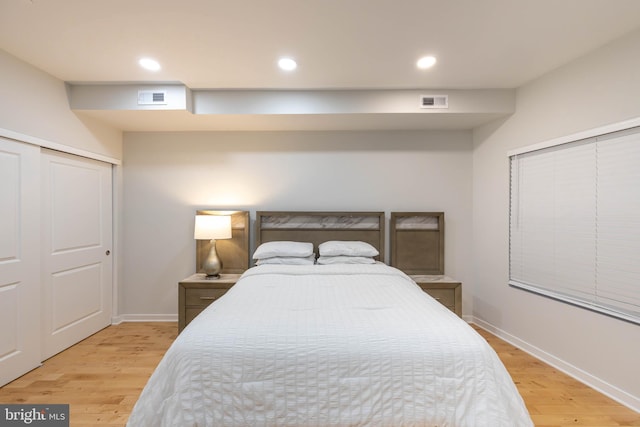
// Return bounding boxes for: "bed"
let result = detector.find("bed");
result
[127,212,532,427]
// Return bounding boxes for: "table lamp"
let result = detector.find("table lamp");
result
[194,214,232,278]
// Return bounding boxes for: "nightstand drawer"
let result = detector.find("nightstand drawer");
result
[411,276,462,317]
[179,273,242,332]
[185,288,228,307]
[185,308,206,325]
[421,288,455,308]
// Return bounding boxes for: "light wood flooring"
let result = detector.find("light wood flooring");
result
[0,322,638,426]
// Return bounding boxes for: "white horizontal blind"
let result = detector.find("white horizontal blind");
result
[509,126,640,324]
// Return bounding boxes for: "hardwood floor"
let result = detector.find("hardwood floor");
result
[471,326,640,427]
[0,322,638,426]
[0,323,175,427]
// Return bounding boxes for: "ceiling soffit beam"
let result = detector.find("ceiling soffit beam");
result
[68,84,193,112]
[68,84,514,118]
[193,89,514,116]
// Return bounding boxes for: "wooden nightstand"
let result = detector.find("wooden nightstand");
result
[411,275,462,317]
[178,273,242,332]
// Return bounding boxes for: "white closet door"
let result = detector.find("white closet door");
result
[0,138,41,386]
[41,149,113,359]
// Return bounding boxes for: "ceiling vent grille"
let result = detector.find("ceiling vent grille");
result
[138,90,167,105]
[420,94,448,109]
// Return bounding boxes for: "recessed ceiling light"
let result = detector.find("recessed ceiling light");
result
[417,56,437,69]
[139,57,161,72]
[278,57,297,71]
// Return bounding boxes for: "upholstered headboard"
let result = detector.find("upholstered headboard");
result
[255,211,385,261]
[196,210,250,274]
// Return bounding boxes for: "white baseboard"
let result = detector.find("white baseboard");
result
[471,316,640,413]
[112,314,178,324]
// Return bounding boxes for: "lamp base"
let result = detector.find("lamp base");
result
[202,239,223,278]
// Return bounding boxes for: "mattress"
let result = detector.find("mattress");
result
[127,263,533,427]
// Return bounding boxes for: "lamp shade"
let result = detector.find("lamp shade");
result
[194,215,232,240]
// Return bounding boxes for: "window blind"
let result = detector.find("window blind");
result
[509,126,640,325]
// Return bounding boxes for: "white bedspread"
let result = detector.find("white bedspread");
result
[127,264,533,427]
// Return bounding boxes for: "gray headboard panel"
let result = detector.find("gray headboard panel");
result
[255,211,385,261]
[390,212,444,275]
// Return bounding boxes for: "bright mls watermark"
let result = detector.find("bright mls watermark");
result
[0,405,69,426]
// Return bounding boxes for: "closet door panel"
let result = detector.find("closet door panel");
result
[0,138,40,386]
[42,149,113,359]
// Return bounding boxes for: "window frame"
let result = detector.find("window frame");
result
[508,118,640,325]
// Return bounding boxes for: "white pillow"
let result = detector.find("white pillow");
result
[256,255,316,265]
[318,240,379,257]
[252,241,314,259]
[317,255,375,265]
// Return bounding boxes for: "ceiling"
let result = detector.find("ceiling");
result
[2,0,640,131]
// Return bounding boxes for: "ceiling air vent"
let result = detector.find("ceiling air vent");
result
[420,94,448,109]
[138,90,167,105]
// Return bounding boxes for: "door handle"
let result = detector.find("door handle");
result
[106,250,111,256]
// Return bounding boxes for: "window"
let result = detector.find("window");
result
[509,125,640,325]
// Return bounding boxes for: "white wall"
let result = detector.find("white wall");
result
[472,29,640,408]
[121,130,473,316]
[0,49,122,160]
